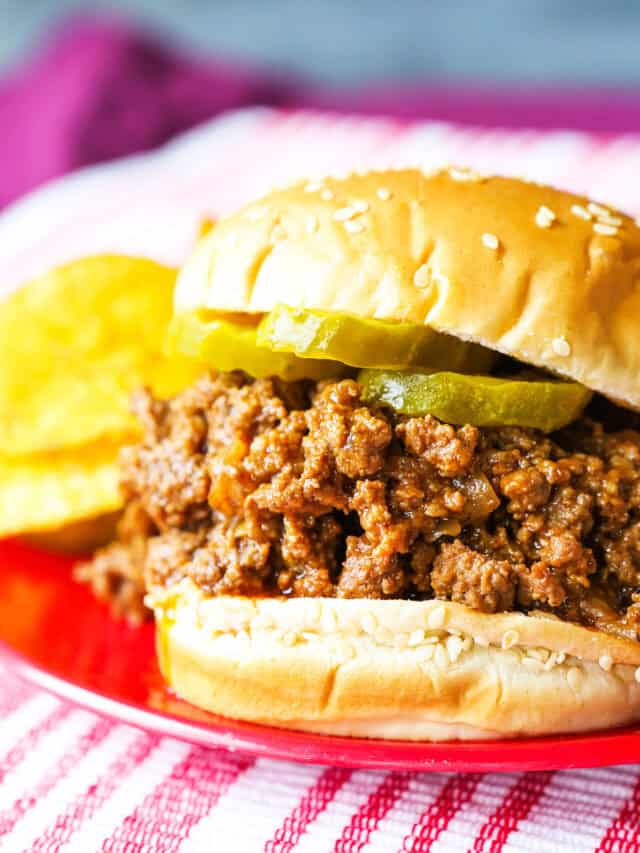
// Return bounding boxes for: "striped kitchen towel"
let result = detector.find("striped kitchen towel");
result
[0,667,639,850]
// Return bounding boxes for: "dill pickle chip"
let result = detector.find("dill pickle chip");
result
[256,305,495,372]
[358,370,592,431]
[167,311,344,381]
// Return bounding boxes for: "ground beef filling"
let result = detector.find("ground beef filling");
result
[79,373,640,637]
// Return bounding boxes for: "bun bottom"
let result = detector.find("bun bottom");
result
[151,581,640,740]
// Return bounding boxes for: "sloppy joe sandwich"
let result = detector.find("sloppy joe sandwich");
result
[82,168,640,739]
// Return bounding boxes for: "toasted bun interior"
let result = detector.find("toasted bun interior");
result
[150,582,640,740]
[175,168,640,410]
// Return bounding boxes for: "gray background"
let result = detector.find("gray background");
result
[2,0,640,85]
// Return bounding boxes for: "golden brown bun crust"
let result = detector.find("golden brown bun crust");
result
[175,168,640,410]
[150,582,640,740]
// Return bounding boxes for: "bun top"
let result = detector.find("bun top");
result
[175,168,640,409]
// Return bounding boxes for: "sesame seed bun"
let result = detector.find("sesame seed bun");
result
[150,582,640,740]
[175,168,640,410]
[162,168,640,740]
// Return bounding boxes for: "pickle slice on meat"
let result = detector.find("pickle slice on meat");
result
[167,311,344,381]
[358,369,592,431]
[256,305,495,372]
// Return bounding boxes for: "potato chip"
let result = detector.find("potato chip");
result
[0,255,203,456]
[25,511,120,553]
[0,442,123,537]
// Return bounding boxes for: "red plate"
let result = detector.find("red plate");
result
[2,538,640,772]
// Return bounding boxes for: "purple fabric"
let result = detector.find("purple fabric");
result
[0,18,296,208]
[2,16,640,208]
[310,83,640,135]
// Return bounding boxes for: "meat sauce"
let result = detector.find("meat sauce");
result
[78,372,640,638]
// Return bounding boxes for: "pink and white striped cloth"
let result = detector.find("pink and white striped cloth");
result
[3,108,640,851]
[2,666,640,851]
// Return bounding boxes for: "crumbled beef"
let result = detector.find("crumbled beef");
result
[431,541,516,612]
[81,372,640,638]
[74,500,153,624]
[398,417,479,478]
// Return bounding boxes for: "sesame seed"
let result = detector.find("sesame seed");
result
[394,633,409,650]
[552,336,571,357]
[535,205,556,228]
[413,263,430,289]
[320,189,334,201]
[570,204,592,221]
[593,222,619,236]
[446,635,464,663]
[376,187,392,201]
[527,648,550,663]
[305,215,318,234]
[556,652,566,665]
[502,629,519,650]
[408,629,425,648]
[588,201,610,217]
[427,606,446,630]
[522,657,545,672]
[599,654,613,672]
[344,219,365,234]
[635,666,640,684]
[333,206,356,221]
[352,200,369,213]
[304,181,323,193]
[598,213,623,227]
[282,631,298,647]
[482,232,500,251]
[449,167,469,181]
